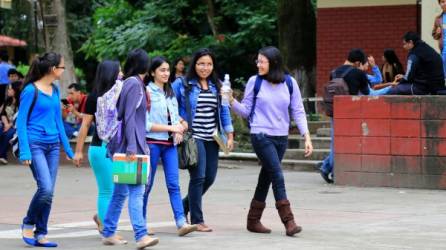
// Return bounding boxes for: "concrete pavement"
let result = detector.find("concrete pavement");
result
[0,163,445,250]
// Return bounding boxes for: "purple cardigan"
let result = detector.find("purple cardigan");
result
[232,75,309,136]
[108,76,148,156]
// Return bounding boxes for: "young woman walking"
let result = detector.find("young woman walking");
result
[172,48,234,232]
[73,60,122,232]
[230,46,313,236]
[101,49,158,249]
[17,52,74,247]
[142,56,197,236]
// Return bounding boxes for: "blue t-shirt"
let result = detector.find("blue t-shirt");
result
[0,62,13,84]
[16,83,74,161]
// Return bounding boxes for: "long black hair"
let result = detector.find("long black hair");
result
[169,57,185,83]
[4,81,21,107]
[23,52,62,85]
[383,48,404,74]
[186,48,221,90]
[148,56,174,98]
[123,48,150,80]
[93,60,121,96]
[258,46,286,84]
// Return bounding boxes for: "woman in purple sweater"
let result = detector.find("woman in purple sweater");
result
[230,46,313,237]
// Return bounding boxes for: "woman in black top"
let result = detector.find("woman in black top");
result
[73,60,122,234]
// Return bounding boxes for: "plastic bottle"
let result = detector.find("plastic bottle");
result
[221,74,231,106]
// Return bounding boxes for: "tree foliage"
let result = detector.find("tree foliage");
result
[80,0,278,86]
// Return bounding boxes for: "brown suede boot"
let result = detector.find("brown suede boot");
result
[247,200,271,233]
[275,199,302,236]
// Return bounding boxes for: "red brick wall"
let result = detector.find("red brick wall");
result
[334,96,446,189]
[316,5,419,97]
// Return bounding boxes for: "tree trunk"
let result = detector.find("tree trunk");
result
[42,0,76,97]
[204,0,218,36]
[278,0,316,106]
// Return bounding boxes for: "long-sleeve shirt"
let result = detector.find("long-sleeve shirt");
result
[367,65,383,86]
[231,75,309,136]
[17,83,73,161]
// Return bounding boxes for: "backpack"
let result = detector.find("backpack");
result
[98,77,146,148]
[323,66,353,117]
[95,79,124,142]
[247,74,293,126]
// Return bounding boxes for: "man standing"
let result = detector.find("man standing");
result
[388,32,445,95]
[319,48,370,183]
[0,51,14,107]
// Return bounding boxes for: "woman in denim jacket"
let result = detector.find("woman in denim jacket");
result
[172,48,234,232]
[142,56,197,236]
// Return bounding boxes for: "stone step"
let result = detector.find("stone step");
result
[288,136,331,149]
[290,120,331,134]
[316,127,331,137]
[284,148,329,161]
[219,152,320,172]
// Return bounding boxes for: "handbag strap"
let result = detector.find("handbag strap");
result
[181,77,193,132]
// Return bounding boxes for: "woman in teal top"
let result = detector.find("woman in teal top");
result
[17,52,74,247]
[143,56,197,236]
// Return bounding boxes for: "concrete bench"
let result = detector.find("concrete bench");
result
[333,95,446,189]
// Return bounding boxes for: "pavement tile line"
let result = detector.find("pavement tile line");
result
[0,220,175,239]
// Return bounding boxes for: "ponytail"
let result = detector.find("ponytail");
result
[23,52,62,87]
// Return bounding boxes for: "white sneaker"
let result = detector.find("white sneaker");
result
[0,158,8,165]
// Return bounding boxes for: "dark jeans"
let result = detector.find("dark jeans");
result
[251,133,288,202]
[0,127,15,158]
[387,83,429,95]
[182,139,219,224]
[23,142,60,238]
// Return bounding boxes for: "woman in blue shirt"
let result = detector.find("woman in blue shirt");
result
[17,52,74,247]
[172,48,234,232]
[143,56,197,236]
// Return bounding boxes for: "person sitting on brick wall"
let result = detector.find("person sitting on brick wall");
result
[388,32,445,95]
[318,48,370,184]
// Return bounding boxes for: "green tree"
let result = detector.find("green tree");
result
[81,0,278,87]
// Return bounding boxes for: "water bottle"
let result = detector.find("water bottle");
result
[221,74,231,106]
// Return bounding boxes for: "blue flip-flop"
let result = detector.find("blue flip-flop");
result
[34,240,58,248]
[21,225,36,246]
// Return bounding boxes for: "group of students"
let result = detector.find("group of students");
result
[319,31,446,184]
[0,51,25,165]
[17,46,313,249]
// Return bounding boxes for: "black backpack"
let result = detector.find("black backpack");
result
[248,74,293,127]
[323,67,353,117]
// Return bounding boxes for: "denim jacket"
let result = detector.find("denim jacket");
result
[145,82,180,140]
[172,78,233,134]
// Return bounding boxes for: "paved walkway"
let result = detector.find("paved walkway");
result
[0,163,445,249]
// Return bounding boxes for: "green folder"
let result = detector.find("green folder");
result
[112,154,149,185]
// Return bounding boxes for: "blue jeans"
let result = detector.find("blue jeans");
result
[143,143,186,228]
[102,184,147,241]
[22,141,60,239]
[251,133,288,202]
[183,139,219,224]
[321,119,334,175]
[63,121,78,139]
[442,50,446,77]
[0,127,15,158]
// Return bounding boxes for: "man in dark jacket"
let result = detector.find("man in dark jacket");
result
[388,32,445,95]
